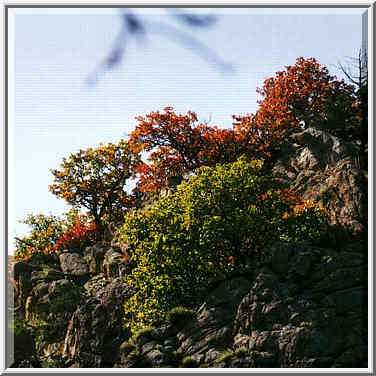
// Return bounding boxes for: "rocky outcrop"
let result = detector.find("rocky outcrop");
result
[273,127,366,234]
[59,251,90,276]
[11,238,367,369]
[232,242,366,368]
[62,276,135,367]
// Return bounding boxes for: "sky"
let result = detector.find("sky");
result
[8,7,367,253]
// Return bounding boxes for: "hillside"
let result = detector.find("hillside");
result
[10,126,367,368]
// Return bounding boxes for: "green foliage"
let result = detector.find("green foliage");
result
[120,341,136,356]
[131,326,155,343]
[216,349,235,364]
[127,350,143,361]
[299,321,312,327]
[215,347,249,364]
[11,313,31,338]
[37,283,82,315]
[119,157,328,332]
[234,346,249,357]
[167,306,196,327]
[14,208,86,261]
[181,356,198,368]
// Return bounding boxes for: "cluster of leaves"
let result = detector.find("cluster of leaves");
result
[14,58,355,329]
[49,140,140,227]
[53,217,98,252]
[118,157,327,332]
[129,107,242,192]
[14,209,84,261]
[252,56,358,139]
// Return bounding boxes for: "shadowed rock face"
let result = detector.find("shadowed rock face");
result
[273,127,366,234]
[232,242,367,368]
[62,277,135,368]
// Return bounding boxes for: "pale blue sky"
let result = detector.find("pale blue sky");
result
[9,7,366,252]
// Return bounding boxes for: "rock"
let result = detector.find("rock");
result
[83,273,108,296]
[151,326,178,341]
[59,253,89,276]
[31,269,66,284]
[63,277,135,367]
[234,242,367,368]
[102,249,126,278]
[22,278,83,366]
[273,127,365,234]
[141,340,160,354]
[12,262,38,312]
[83,243,107,274]
[176,277,251,365]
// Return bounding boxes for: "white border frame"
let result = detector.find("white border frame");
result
[2,2,374,375]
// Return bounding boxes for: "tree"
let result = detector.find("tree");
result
[252,57,358,140]
[49,140,140,228]
[129,107,240,192]
[14,209,85,261]
[338,49,368,166]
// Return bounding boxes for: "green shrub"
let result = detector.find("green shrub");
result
[131,326,155,343]
[234,346,249,357]
[167,306,195,327]
[14,208,90,261]
[119,156,327,332]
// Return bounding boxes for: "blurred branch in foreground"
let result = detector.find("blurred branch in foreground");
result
[86,9,233,86]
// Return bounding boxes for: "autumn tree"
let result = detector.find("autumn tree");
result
[251,57,358,140]
[129,107,241,192]
[49,140,140,228]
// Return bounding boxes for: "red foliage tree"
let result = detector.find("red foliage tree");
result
[129,107,240,192]
[53,218,98,252]
[253,56,357,136]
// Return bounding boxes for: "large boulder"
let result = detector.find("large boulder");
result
[22,278,83,367]
[102,249,126,278]
[83,242,108,274]
[59,252,89,276]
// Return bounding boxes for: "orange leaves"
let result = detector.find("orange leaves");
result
[53,218,98,252]
[50,140,140,225]
[129,107,242,193]
[254,57,357,133]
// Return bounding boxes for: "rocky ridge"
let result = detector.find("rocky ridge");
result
[10,127,367,368]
